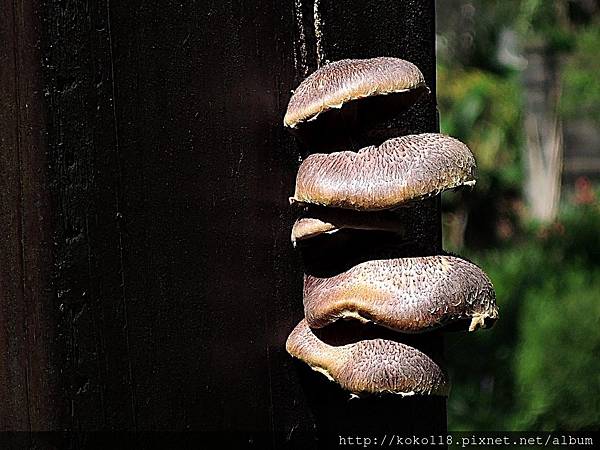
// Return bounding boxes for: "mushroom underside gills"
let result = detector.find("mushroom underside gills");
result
[284,57,427,129]
[292,133,477,211]
[303,255,498,333]
[286,319,450,396]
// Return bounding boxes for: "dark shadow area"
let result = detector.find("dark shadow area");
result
[300,231,424,277]
[289,87,430,153]
[298,199,439,277]
[311,320,446,352]
[296,205,408,234]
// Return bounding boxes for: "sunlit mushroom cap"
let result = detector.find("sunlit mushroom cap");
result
[304,255,498,333]
[291,133,476,211]
[284,57,427,128]
[286,319,449,396]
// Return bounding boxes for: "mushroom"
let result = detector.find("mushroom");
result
[286,319,449,396]
[291,206,407,245]
[283,57,498,399]
[303,255,498,333]
[291,133,476,211]
[284,57,427,129]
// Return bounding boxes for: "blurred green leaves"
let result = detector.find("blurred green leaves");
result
[516,0,575,51]
[561,25,600,125]
[438,64,524,250]
[436,0,600,431]
[438,65,523,192]
[514,266,600,430]
[447,205,600,431]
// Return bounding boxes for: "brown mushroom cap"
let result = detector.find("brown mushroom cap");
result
[284,57,427,129]
[292,217,340,245]
[286,319,449,396]
[291,133,477,211]
[304,255,498,333]
[291,207,406,245]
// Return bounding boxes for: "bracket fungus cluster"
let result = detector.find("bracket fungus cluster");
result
[283,57,498,397]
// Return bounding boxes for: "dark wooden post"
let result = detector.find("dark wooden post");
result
[0,0,444,447]
[0,0,66,433]
[284,1,446,448]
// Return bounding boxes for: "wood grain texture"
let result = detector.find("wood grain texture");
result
[40,0,306,436]
[0,0,66,431]
[41,0,138,431]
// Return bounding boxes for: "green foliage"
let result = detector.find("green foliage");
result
[437,1,600,431]
[447,242,545,430]
[437,65,523,193]
[516,0,575,51]
[561,25,600,124]
[512,267,600,430]
[436,0,523,73]
[438,64,524,250]
[447,205,600,431]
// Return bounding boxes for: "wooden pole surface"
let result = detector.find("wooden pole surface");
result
[0,0,444,447]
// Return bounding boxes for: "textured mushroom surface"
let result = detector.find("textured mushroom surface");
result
[286,319,449,396]
[284,57,426,128]
[304,255,498,333]
[291,207,406,245]
[291,133,476,211]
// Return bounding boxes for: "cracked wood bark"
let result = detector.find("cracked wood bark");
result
[0,0,445,446]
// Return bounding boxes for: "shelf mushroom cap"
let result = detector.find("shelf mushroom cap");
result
[284,57,427,128]
[304,255,498,333]
[286,319,449,396]
[291,133,477,211]
[291,208,406,245]
[291,217,340,245]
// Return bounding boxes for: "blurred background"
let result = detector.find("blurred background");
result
[436,0,600,431]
